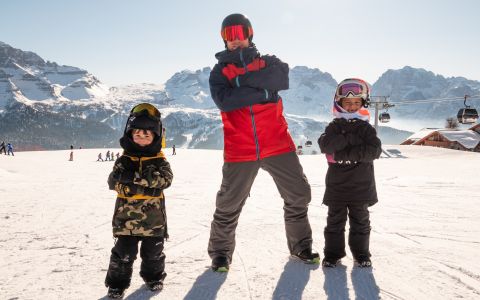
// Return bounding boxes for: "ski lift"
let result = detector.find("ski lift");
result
[305,140,312,147]
[379,112,390,123]
[457,96,478,124]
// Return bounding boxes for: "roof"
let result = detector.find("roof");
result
[405,128,441,141]
[469,123,480,131]
[439,130,480,149]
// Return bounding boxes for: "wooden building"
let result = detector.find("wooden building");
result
[401,127,480,152]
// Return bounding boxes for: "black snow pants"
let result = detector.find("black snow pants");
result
[105,236,166,289]
[324,203,371,261]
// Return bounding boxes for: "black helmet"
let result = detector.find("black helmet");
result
[221,13,254,42]
[124,103,162,138]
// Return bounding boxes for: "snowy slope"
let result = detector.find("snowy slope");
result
[1,146,479,299]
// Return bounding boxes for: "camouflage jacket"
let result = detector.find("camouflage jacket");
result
[107,151,173,237]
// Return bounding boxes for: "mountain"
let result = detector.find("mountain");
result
[9,42,474,150]
[372,66,480,120]
[0,41,108,107]
[164,68,214,109]
[280,66,337,117]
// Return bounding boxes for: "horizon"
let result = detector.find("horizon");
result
[1,0,479,86]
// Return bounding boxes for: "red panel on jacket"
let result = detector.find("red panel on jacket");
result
[219,59,295,162]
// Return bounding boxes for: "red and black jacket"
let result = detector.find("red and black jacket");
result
[209,47,296,162]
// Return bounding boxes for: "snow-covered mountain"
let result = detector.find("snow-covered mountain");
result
[164,68,214,109]
[0,41,108,108]
[280,66,337,117]
[373,66,480,120]
[11,41,480,150]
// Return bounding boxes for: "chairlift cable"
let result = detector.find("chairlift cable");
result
[387,95,480,106]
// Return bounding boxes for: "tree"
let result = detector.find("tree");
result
[445,117,459,129]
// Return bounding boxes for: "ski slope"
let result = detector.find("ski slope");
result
[0,146,479,299]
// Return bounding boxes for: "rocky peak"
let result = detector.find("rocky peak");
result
[0,41,45,68]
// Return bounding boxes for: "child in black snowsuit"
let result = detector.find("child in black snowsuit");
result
[104,103,173,298]
[318,78,382,268]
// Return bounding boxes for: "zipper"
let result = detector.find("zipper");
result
[138,156,143,176]
[249,106,260,160]
[239,49,248,73]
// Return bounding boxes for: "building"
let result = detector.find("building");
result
[401,125,480,152]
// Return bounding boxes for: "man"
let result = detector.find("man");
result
[208,13,319,272]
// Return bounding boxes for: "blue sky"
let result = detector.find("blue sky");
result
[1,0,479,86]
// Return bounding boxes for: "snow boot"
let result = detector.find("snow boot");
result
[145,281,164,292]
[107,287,125,299]
[211,256,230,272]
[291,248,320,264]
[355,257,372,268]
[322,257,340,268]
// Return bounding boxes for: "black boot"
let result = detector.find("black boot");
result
[322,257,340,268]
[211,256,230,272]
[291,248,320,264]
[107,287,125,299]
[145,280,164,291]
[355,256,372,268]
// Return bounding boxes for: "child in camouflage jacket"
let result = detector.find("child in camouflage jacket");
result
[104,103,173,299]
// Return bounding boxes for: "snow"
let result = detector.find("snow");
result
[1,146,479,299]
[441,130,480,149]
[404,128,439,141]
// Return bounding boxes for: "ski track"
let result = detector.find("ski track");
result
[379,288,405,300]
[165,232,203,251]
[403,233,480,244]
[235,250,253,300]
[437,269,480,296]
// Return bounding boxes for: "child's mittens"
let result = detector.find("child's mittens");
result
[115,183,134,197]
[112,162,138,184]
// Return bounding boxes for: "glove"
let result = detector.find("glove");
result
[115,183,133,197]
[116,183,146,197]
[114,170,136,184]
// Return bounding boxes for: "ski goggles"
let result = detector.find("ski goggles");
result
[130,103,161,120]
[221,25,253,41]
[336,82,368,99]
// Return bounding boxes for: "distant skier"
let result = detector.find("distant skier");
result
[207,13,318,272]
[97,152,104,162]
[172,144,176,155]
[6,143,14,156]
[106,150,111,161]
[69,151,73,161]
[318,78,382,268]
[116,152,120,159]
[0,141,6,154]
[104,103,173,299]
